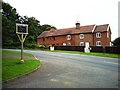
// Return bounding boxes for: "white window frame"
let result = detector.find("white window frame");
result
[66,35,71,40]
[79,34,84,39]
[96,32,101,38]
[80,42,84,46]
[96,41,101,46]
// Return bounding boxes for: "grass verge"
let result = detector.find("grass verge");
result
[50,50,119,58]
[2,50,40,81]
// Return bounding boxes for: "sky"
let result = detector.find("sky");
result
[3,0,119,41]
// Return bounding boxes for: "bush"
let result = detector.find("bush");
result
[26,44,39,49]
[38,44,49,50]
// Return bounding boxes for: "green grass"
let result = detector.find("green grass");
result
[2,50,40,81]
[50,50,119,58]
[2,50,33,57]
[0,50,2,81]
[2,59,40,81]
[2,50,35,60]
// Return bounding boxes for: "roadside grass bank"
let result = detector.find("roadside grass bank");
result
[50,50,119,58]
[16,48,119,58]
[2,50,40,81]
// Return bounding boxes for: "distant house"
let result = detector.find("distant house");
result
[37,22,112,47]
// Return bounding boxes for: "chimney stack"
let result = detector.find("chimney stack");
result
[75,21,80,29]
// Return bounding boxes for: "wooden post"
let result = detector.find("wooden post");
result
[16,23,28,63]
[21,34,23,60]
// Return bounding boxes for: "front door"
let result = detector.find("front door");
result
[85,42,90,48]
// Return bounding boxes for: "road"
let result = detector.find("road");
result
[2,49,119,88]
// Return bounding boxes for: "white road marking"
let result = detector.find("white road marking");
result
[103,61,118,64]
[34,56,38,60]
[50,79,59,82]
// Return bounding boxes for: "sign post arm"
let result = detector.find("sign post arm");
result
[17,34,22,42]
[23,34,27,42]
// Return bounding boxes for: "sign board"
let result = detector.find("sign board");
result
[16,23,28,62]
[16,23,28,34]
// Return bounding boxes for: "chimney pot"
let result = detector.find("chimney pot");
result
[75,22,80,29]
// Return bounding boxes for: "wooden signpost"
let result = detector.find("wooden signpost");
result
[16,23,28,62]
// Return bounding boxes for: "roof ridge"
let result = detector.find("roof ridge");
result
[57,24,95,30]
[57,27,75,30]
[96,24,109,26]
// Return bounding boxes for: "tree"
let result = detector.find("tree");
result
[40,24,51,32]
[40,24,57,32]
[2,1,20,48]
[2,1,56,48]
[112,37,120,46]
[2,1,41,48]
[24,17,41,45]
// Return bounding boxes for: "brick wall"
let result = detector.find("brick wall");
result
[93,31,111,46]
[72,34,93,46]
[37,31,111,46]
[37,35,73,46]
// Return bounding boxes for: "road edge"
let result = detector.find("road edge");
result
[2,56,41,84]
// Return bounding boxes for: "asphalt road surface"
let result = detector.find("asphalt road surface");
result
[3,49,119,88]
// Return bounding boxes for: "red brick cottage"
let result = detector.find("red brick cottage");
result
[37,22,112,47]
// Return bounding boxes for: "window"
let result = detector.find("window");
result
[96,32,101,38]
[49,37,55,40]
[51,37,55,40]
[96,41,101,46]
[80,42,84,46]
[79,34,84,39]
[66,35,71,40]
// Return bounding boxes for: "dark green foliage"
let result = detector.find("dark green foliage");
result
[2,2,20,48]
[2,1,56,49]
[112,37,120,46]
[25,43,39,49]
[40,24,51,32]
[40,24,57,32]
[24,17,41,46]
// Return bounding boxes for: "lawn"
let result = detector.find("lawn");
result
[50,50,119,58]
[2,50,34,59]
[2,50,40,81]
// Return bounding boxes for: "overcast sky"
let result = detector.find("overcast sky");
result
[3,0,119,41]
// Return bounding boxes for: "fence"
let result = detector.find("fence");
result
[54,46,120,54]
[90,46,120,54]
[54,46,85,52]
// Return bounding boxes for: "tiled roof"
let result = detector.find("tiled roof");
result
[94,24,109,32]
[37,24,109,38]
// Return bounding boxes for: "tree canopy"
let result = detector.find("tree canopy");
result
[112,37,120,46]
[2,1,56,48]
